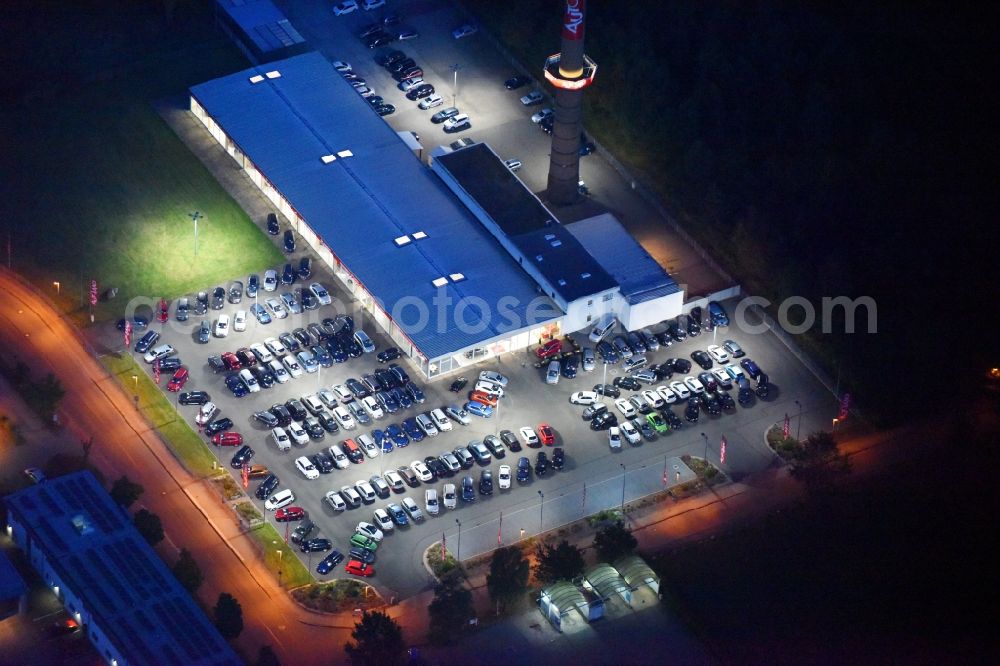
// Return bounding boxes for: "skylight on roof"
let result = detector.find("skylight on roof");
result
[544,233,556,241]
[432,277,449,288]
[249,74,265,84]
[449,273,466,282]
[412,231,427,240]
[337,149,354,158]
[320,155,337,164]
[265,70,282,79]
[558,279,567,286]
[581,272,592,279]
[536,255,544,262]
[394,235,411,246]
[550,239,562,247]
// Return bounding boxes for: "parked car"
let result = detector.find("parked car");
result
[520,91,544,106]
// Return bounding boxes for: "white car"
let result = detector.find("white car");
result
[531,108,553,123]
[332,61,352,73]
[333,406,356,430]
[498,464,511,490]
[213,315,229,337]
[569,390,599,405]
[195,402,218,426]
[712,367,734,389]
[287,421,309,446]
[452,23,477,39]
[250,342,273,364]
[430,408,452,432]
[656,385,678,404]
[239,368,260,393]
[328,444,350,469]
[271,427,291,451]
[410,460,433,483]
[418,93,444,109]
[332,384,354,403]
[520,91,544,106]
[310,282,332,305]
[355,481,377,503]
[707,345,730,364]
[295,456,319,480]
[401,497,424,521]
[268,358,290,383]
[519,426,539,447]
[264,297,287,319]
[361,396,384,419]
[318,388,339,409]
[362,0,384,9]
[303,394,325,415]
[263,269,278,292]
[615,398,637,418]
[669,380,691,400]
[425,489,439,515]
[233,310,247,332]
[479,370,509,387]
[333,0,358,16]
[399,77,425,92]
[264,489,294,511]
[443,114,470,132]
[337,486,362,509]
[282,355,303,378]
[445,405,471,425]
[642,389,664,409]
[356,520,383,542]
[373,508,394,532]
[324,490,347,512]
[620,420,641,445]
[264,336,286,355]
[474,379,504,397]
[684,376,706,394]
[357,434,379,459]
[608,427,622,450]
[442,483,457,509]
[384,469,405,493]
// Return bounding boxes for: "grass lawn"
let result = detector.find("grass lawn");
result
[0,1,282,317]
[99,352,217,477]
[248,524,313,589]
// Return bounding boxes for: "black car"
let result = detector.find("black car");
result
[671,358,692,374]
[175,300,189,322]
[205,418,234,436]
[500,429,521,452]
[479,469,494,495]
[662,409,683,429]
[281,263,296,285]
[310,452,335,474]
[344,339,363,358]
[613,376,641,391]
[366,95,384,107]
[366,33,395,49]
[551,447,565,470]
[194,291,209,315]
[516,457,531,483]
[298,257,311,280]
[228,281,243,304]
[431,107,461,124]
[211,287,226,310]
[316,550,345,575]
[590,411,618,430]
[269,403,292,427]
[252,409,279,428]
[317,412,340,434]
[718,391,737,410]
[405,84,434,101]
[311,345,332,368]
[304,418,325,441]
[398,466,420,488]
[387,57,415,74]
[293,327,313,347]
[461,476,476,502]
[637,419,657,441]
[540,115,554,134]
[376,104,396,116]
[483,435,506,459]
[266,212,279,234]
[158,357,182,372]
[698,371,718,393]
[655,331,674,348]
[755,373,770,399]
[350,547,376,564]
[702,394,722,416]
[376,49,406,67]
[504,74,531,90]
[534,452,549,477]
[667,319,686,342]
[207,354,226,374]
[593,383,621,398]
[358,23,384,39]
[561,355,578,378]
[326,339,348,363]
[691,350,713,371]
[300,538,332,553]
[117,315,149,332]
[283,229,295,253]
[627,331,647,354]
[685,312,701,336]
[377,347,401,363]
[595,341,619,364]
[247,274,259,298]
[449,377,468,392]
[582,402,608,420]
[374,368,398,390]
[290,519,315,544]
[279,331,300,352]
[426,457,449,479]
[255,473,280,500]
[229,444,254,468]
[453,447,475,469]
[285,399,308,421]
[346,378,370,399]
[362,373,384,394]
[307,322,327,342]
[684,398,700,423]
[251,366,275,389]
[179,390,210,406]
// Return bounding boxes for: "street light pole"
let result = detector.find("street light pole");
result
[537,490,544,532]
[455,518,462,561]
[450,64,461,108]
[189,211,204,257]
[795,399,802,441]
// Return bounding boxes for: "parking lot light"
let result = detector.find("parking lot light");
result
[455,518,462,561]
[537,490,544,531]
[53,281,60,295]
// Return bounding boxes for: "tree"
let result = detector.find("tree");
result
[534,540,585,586]
[593,521,638,563]
[21,373,65,421]
[171,548,203,594]
[344,610,405,666]
[213,593,244,639]
[255,645,281,666]
[790,431,850,489]
[110,475,144,508]
[487,546,530,612]
[427,577,474,645]
[133,509,164,546]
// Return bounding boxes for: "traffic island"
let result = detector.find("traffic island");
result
[670,456,727,499]
[766,423,803,461]
[291,580,382,614]
[425,542,462,581]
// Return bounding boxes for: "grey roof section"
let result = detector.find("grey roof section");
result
[584,563,631,600]
[540,580,588,614]
[434,144,616,302]
[613,555,660,589]
[0,551,26,601]
[189,52,558,359]
[5,472,239,665]
[566,213,680,304]
[216,0,305,56]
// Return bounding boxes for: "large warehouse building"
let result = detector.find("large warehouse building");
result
[189,51,683,378]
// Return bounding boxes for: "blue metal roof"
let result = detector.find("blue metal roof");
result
[190,52,559,359]
[216,0,305,56]
[434,144,617,302]
[5,472,239,665]
[566,213,679,304]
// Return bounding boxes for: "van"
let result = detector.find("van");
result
[589,314,617,342]
[342,438,364,464]
[622,355,647,373]
[354,330,376,354]
[264,488,295,511]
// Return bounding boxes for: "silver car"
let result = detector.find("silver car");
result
[280,292,302,315]
[582,347,596,372]
[546,360,561,385]
[263,269,278,292]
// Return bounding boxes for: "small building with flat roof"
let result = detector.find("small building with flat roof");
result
[215,0,307,64]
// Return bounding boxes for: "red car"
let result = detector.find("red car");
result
[157,298,169,323]
[166,367,189,392]
[537,423,555,446]
[468,390,498,407]
[211,431,244,447]
[221,351,242,370]
[275,506,306,522]
[345,559,375,577]
[535,339,562,360]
